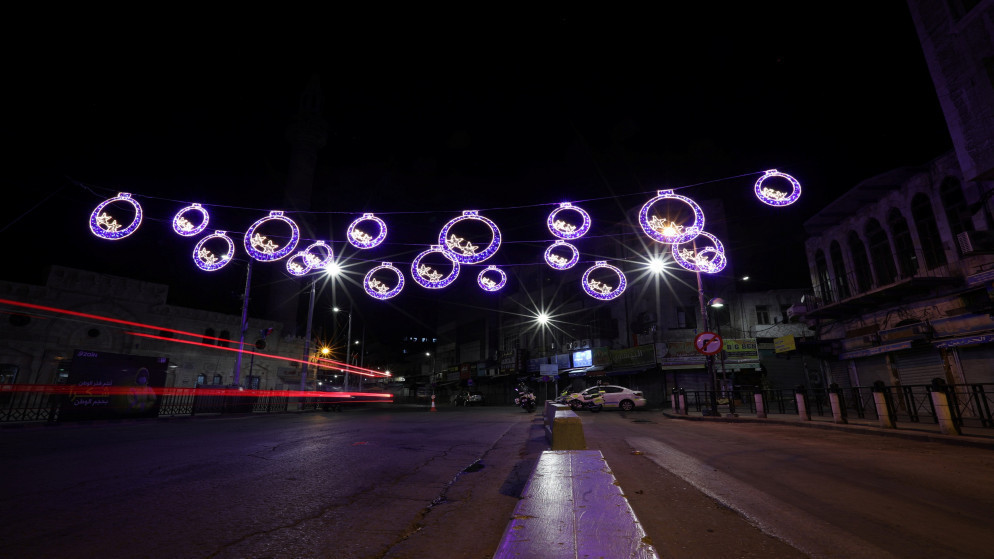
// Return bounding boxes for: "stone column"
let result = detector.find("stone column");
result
[872,380,895,429]
[795,385,811,421]
[828,383,847,424]
[928,378,961,436]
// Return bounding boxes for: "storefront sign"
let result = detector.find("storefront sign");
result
[774,335,796,353]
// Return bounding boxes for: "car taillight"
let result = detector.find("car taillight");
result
[633,391,643,397]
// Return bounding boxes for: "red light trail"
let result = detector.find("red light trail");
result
[0,297,390,378]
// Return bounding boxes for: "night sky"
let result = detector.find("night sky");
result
[3,5,952,342]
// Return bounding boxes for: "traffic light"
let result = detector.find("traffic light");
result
[255,327,274,350]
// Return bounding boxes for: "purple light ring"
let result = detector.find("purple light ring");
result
[547,202,592,240]
[671,231,727,273]
[347,213,388,249]
[243,211,300,262]
[285,252,315,277]
[89,192,143,240]
[438,211,502,264]
[544,241,580,270]
[193,231,235,272]
[172,203,209,237]
[638,190,705,245]
[478,265,507,292]
[581,261,627,301]
[302,240,334,269]
[755,169,802,207]
[411,245,461,289]
[364,262,405,300]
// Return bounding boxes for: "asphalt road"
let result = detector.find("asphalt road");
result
[580,409,994,559]
[3,406,991,558]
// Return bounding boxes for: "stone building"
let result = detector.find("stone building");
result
[0,266,306,389]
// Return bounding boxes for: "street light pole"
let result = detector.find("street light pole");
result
[696,266,720,415]
[300,277,317,393]
[233,260,252,388]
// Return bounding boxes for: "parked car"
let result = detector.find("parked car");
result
[465,391,485,406]
[567,385,646,411]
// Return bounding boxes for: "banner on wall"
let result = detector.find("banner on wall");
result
[59,350,168,422]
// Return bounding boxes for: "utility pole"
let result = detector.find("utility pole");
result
[233,260,252,387]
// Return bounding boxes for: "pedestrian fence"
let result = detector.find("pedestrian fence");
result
[0,384,356,424]
[677,382,994,430]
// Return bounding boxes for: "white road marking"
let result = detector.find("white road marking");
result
[627,436,901,559]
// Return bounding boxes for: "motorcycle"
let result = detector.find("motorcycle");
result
[574,394,604,413]
[513,383,536,412]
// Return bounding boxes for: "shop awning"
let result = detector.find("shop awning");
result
[839,340,913,359]
[933,333,994,349]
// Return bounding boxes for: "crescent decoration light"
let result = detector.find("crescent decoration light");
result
[478,265,507,292]
[364,262,405,300]
[581,261,627,301]
[411,245,460,289]
[172,203,209,237]
[302,240,334,270]
[193,231,235,272]
[438,210,501,264]
[347,213,388,249]
[755,169,802,206]
[638,190,704,245]
[547,202,591,240]
[285,251,315,277]
[544,240,580,270]
[671,230,728,274]
[243,211,300,262]
[89,192,143,240]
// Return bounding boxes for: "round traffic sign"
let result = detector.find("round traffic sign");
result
[694,331,723,355]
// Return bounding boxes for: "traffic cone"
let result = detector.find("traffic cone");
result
[430,394,437,412]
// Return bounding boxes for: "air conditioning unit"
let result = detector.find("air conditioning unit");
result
[958,231,994,254]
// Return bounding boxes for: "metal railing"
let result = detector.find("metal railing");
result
[810,248,954,307]
[677,383,993,430]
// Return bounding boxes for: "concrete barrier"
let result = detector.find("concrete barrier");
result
[547,409,586,450]
[494,450,659,559]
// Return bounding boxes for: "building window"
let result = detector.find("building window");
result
[911,193,948,269]
[866,218,897,286]
[815,250,832,302]
[676,306,697,329]
[940,177,974,240]
[196,373,206,385]
[888,208,918,278]
[212,374,222,385]
[829,241,850,300]
[218,330,230,348]
[202,328,215,344]
[780,305,791,323]
[8,314,30,327]
[756,306,771,325]
[87,328,100,338]
[847,231,874,293]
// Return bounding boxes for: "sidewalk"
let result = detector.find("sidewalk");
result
[660,408,994,449]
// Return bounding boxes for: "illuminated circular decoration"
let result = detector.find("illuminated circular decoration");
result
[285,251,314,277]
[671,230,728,274]
[364,262,405,300]
[754,169,802,207]
[411,245,460,289]
[638,190,704,245]
[347,213,388,249]
[478,265,507,292]
[581,261,627,301]
[547,202,591,240]
[302,240,334,269]
[89,192,143,240]
[193,231,235,271]
[438,210,501,264]
[242,211,300,262]
[544,241,580,270]
[172,203,209,237]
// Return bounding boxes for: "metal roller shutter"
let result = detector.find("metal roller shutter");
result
[828,360,852,390]
[891,347,945,386]
[957,346,994,384]
[852,356,890,387]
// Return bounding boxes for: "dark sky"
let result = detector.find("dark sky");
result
[3,5,952,341]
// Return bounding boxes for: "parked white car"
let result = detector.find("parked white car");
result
[567,385,647,411]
